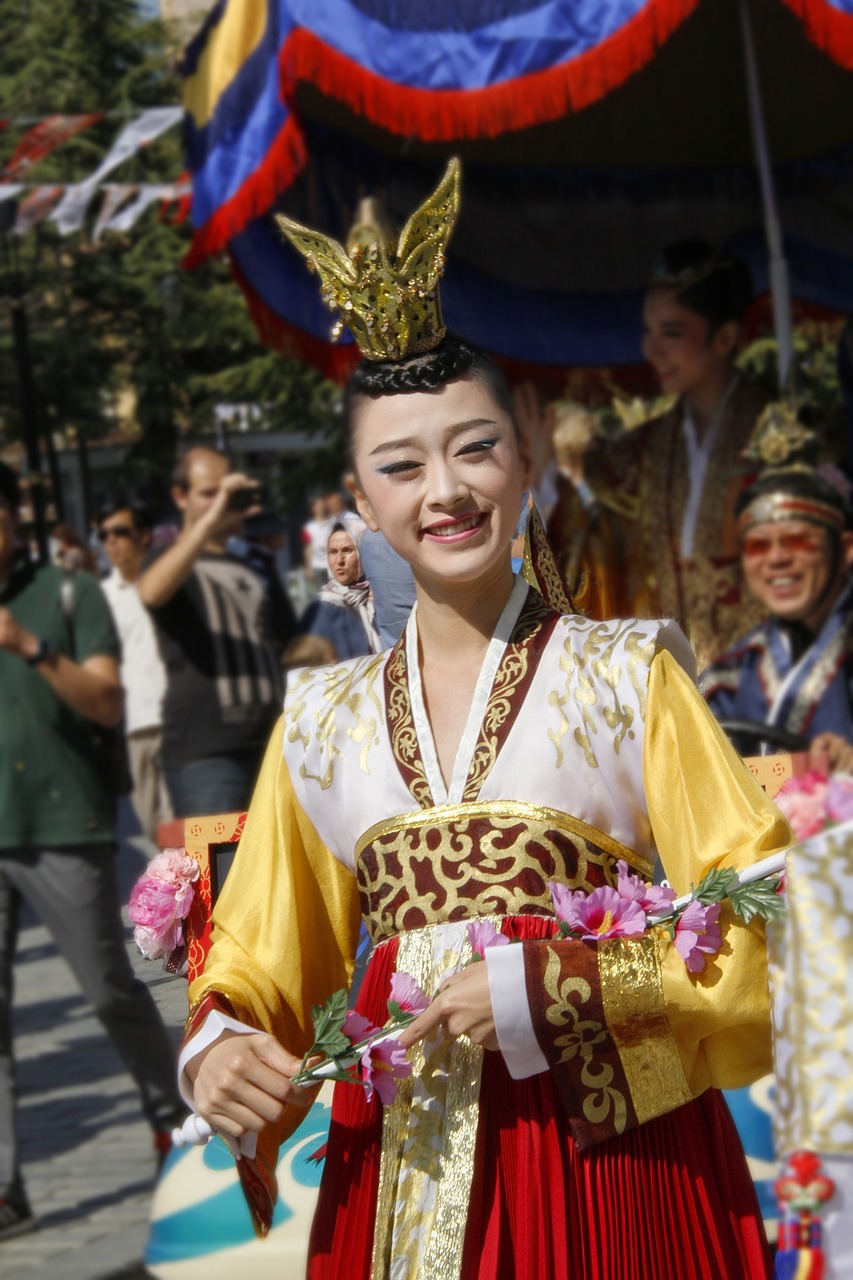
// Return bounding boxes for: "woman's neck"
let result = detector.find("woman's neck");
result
[413,561,516,665]
[683,364,737,442]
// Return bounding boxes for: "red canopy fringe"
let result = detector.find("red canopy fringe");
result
[781,0,853,68]
[185,0,697,268]
[279,0,698,142]
[231,253,362,382]
[183,115,308,270]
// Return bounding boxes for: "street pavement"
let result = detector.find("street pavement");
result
[0,829,188,1280]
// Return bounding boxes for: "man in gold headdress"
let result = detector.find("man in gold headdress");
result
[702,406,853,770]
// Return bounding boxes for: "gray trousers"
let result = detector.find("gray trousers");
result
[126,727,173,847]
[0,844,184,1193]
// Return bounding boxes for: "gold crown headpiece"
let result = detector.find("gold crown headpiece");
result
[738,401,849,534]
[742,400,817,471]
[275,159,461,363]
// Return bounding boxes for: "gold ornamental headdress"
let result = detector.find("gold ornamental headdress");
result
[275,158,461,363]
[742,400,817,471]
[737,401,850,534]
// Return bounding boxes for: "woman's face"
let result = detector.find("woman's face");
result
[327,530,361,585]
[349,373,528,594]
[641,288,736,398]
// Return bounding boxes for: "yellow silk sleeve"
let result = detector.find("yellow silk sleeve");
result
[644,649,792,1093]
[188,715,362,1059]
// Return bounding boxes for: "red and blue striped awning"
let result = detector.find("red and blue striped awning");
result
[182,0,853,380]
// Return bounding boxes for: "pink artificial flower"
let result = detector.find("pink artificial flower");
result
[467,920,510,958]
[388,972,430,1017]
[673,900,723,974]
[615,860,676,916]
[359,1036,412,1106]
[129,876,183,932]
[128,849,199,961]
[151,846,199,884]
[343,1010,376,1043]
[775,772,829,841]
[550,881,647,940]
[826,774,853,825]
[133,924,167,961]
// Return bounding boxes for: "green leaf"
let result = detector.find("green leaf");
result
[693,867,739,905]
[323,1030,356,1059]
[309,987,349,1054]
[727,881,786,925]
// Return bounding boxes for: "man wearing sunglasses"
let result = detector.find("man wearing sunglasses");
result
[98,501,172,847]
[702,411,853,771]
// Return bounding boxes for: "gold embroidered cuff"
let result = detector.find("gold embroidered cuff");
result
[598,932,693,1125]
[523,933,692,1149]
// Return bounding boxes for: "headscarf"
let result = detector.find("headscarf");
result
[317,521,381,652]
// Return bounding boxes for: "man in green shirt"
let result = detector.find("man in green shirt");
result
[0,462,183,1241]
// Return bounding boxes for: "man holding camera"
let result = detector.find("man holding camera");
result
[138,447,297,818]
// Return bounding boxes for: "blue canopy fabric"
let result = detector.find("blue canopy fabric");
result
[182,0,853,378]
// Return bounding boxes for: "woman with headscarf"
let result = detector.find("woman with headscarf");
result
[301,522,380,659]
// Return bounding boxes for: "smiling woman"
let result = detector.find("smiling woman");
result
[179,163,789,1280]
[548,238,767,667]
[348,369,527,606]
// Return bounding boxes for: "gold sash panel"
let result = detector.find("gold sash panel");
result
[355,800,652,947]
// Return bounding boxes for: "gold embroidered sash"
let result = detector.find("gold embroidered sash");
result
[356,799,651,946]
[370,918,487,1280]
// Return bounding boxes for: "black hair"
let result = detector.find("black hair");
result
[0,461,20,511]
[344,332,517,455]
[96,496,153,531]
[649,239,754,331]
[735,469,852,530]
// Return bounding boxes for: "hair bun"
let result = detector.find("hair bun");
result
[350,334,476,396]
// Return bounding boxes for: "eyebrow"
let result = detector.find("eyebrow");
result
[368,418,500,457]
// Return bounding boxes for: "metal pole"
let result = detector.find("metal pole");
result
[738,0,794,389]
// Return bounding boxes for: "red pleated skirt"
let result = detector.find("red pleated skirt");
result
[308,917,771,1280]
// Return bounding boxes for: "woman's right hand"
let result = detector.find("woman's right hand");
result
[189,1031,311,1144]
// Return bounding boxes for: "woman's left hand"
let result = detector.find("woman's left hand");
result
[397,961,498,1052]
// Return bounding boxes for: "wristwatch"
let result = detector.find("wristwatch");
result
[25,636,54,666]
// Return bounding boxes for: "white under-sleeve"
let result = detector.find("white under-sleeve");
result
[485,943,548,1079]
[177,1011,260,1158]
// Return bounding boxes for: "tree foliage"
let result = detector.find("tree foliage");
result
[0,0,342,513]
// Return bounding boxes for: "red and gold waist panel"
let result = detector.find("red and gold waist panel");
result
[355,800,652,947]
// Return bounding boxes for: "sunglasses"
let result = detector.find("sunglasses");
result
[98,524,134,542]
[741,531,825,559]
